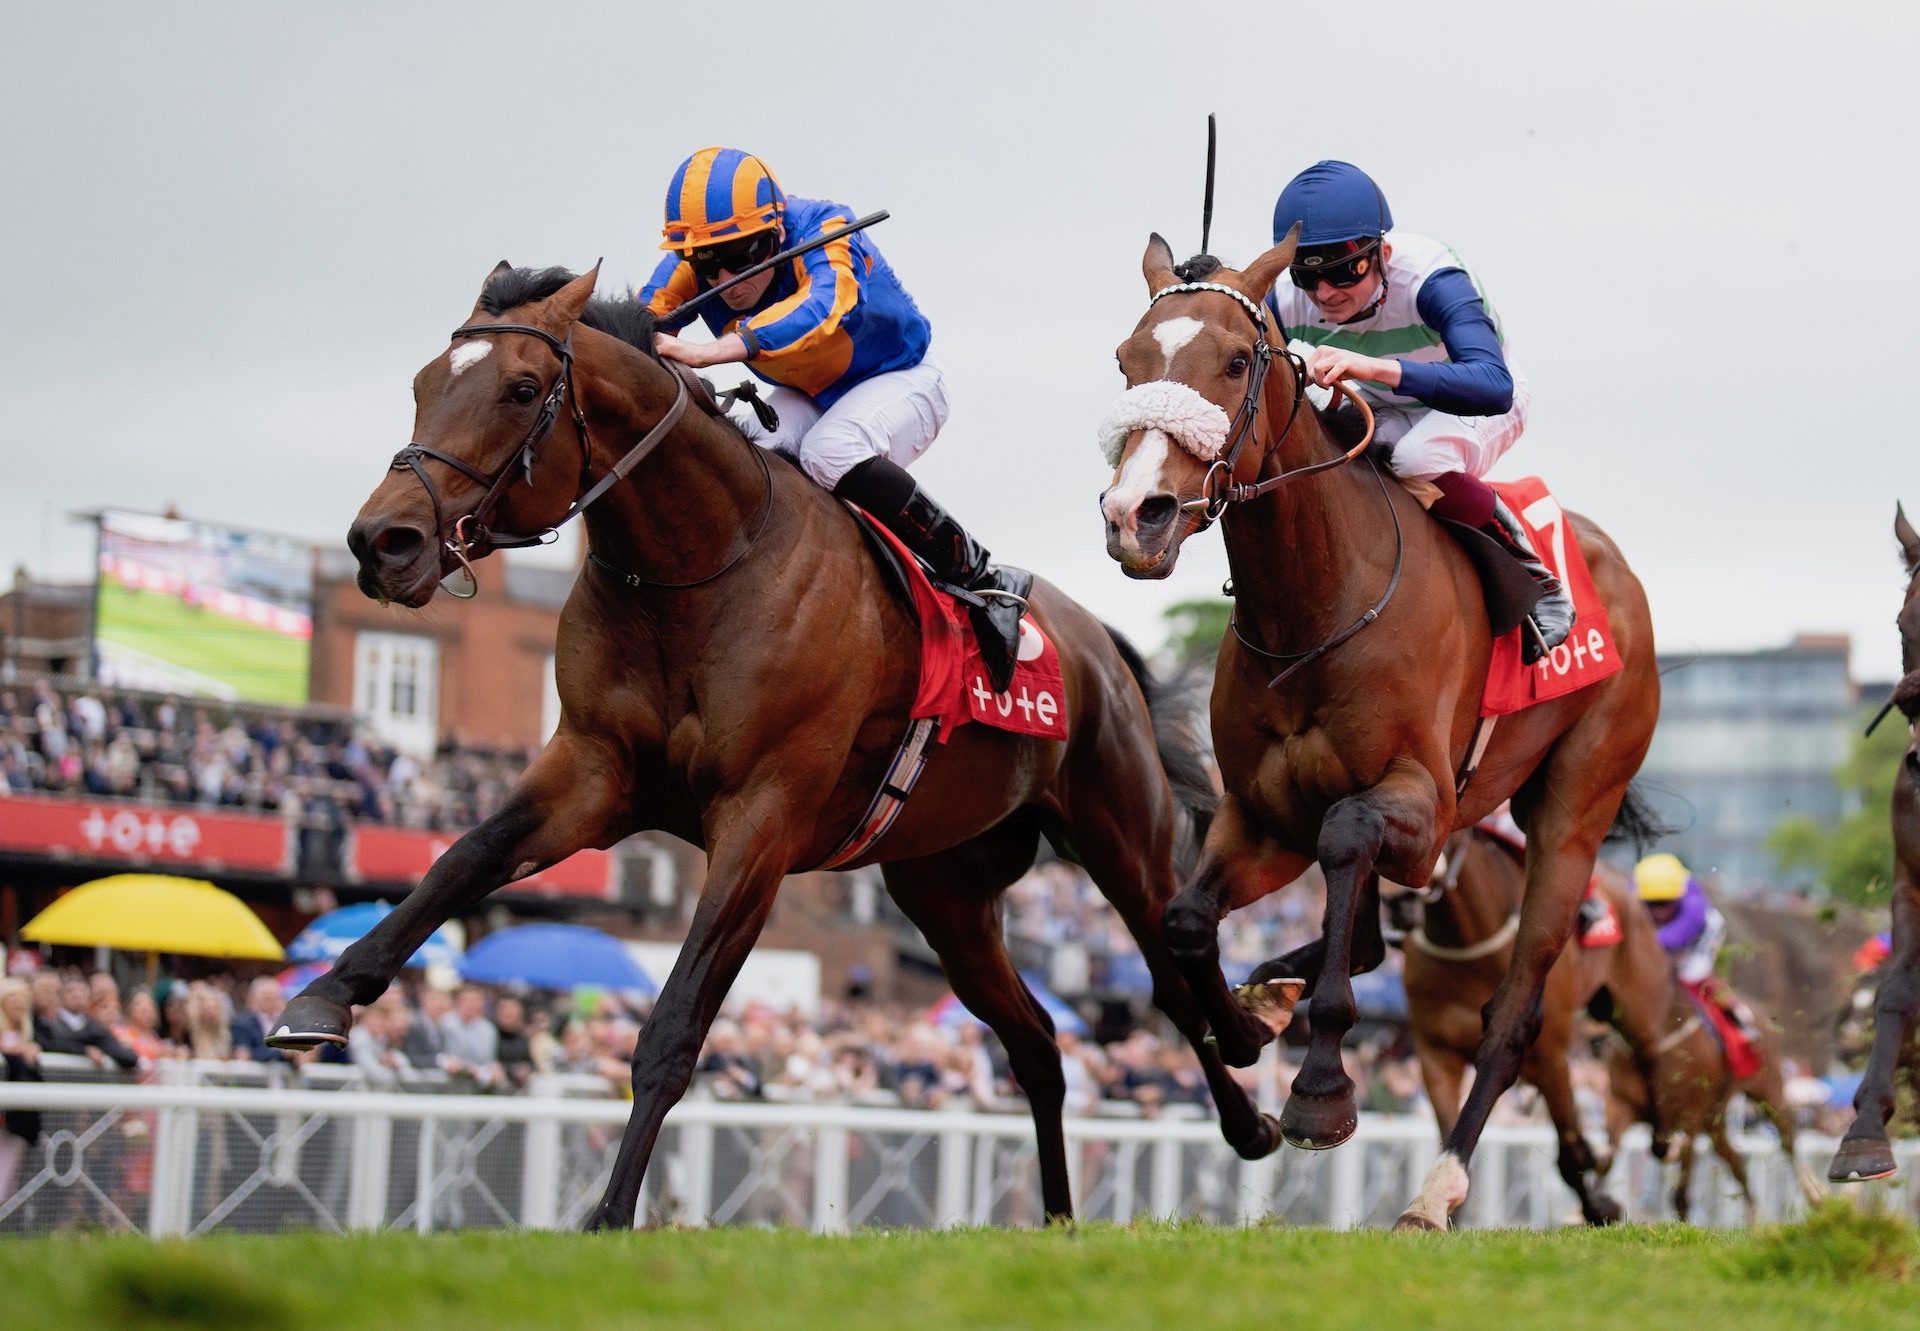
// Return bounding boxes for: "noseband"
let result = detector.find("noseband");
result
[388,320,688,598]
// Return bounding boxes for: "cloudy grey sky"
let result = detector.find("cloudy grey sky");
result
[3,1,1914,677]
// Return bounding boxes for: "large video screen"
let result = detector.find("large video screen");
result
[94,510,314,704]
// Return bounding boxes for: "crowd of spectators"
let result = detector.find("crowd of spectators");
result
[0,678,529,830]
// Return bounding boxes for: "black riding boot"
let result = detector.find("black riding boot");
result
[1485,496,1576,665]
[835,457,1030,693]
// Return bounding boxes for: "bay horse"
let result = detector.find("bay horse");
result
[1395,830,1670,1225]
[1601,981,1824,1221]
[268,262,1288,1227]
[1829,503,1920,1183]
[1099,233,1661,1228]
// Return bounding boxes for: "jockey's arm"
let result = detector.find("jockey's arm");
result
[736,217,861,368]
[1655,878,1711,953]
[639,254,702,333]
[1392,269,1514,415]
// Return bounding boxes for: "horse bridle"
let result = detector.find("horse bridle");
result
[1141,279,1402,689]
[388,320,690,598]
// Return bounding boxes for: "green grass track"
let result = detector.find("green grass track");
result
[2,1205,1916,1331]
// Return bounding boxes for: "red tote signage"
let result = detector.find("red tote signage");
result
[0,793,291,874]
[347,825,618,901]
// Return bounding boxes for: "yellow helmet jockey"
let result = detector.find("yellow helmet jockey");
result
[1632,853,1692,902]
[660,146,787,253]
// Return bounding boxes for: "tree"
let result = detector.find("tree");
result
[1768,706,1910,905]
[1162,597,1231,668]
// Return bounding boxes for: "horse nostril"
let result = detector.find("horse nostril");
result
[369,526,426,564]
[1136,495,1178,533]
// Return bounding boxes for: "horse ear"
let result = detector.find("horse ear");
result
[1236,224,1301,299]
[1897,502,1920,572]
[542,261,602,329]
[1143,233,1177,295]
[470,260,514,317]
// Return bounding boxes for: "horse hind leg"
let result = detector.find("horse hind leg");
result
[1063,799,1284,1163]
[1707,1119,1757,1226]
[1526,1046,1621,1226]
[884,826,1080,1224]
[1746,1061,1827,1209]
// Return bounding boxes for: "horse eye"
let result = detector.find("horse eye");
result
[1226,354,1249,379]
[507,381,539,405]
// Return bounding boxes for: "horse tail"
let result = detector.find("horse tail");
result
[1604,780,1672,857]
[1102,623,1219,878]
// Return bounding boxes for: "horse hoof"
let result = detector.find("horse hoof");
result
[1827,1137,1898,1183]
[1232,979,1305,1036]
[1280,1090,1358,1151]
[266,995,352,1051]
[1584,1194,1623,1227]
[1232,1112,1287,1162]
[1392,1209,1447,1233]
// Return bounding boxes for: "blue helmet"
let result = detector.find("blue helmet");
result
[1273,161,1393,247]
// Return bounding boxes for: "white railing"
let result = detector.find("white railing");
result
[0,1079,1909,1238]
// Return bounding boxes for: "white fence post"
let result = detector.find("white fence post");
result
[148,1104,196,1238]
[1149,1137,1182,1221]
[677,1118,713,1227]
[519,1112,562,1230]
[936,1129,970,1228]
[347,1111,392,1229]
[414,1116,437,1235]
[1327,1137,1364,1230]
[812,1127,848,1234]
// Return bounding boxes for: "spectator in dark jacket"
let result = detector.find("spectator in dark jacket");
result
[32,975,137,1071]
[230,977,290,1063]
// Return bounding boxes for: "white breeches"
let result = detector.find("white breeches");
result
[734,357,950,489]
[1369,362,1532,481]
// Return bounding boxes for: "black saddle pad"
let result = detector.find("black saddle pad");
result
[1434,518,1544,640]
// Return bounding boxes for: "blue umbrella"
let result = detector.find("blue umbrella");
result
[932,970,1089,1037]
[288,901,462,970]
[459,923,656,995]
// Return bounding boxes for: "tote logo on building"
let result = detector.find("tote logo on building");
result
[0,793,291,873]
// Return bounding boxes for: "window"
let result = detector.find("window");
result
[354,631,439,756]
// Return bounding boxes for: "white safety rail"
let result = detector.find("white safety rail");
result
[0,1079,1910,1238]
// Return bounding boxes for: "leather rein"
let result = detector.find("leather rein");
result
[1143,280,1403,689]
[388,319,765,598]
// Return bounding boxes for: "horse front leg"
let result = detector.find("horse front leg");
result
[1831,858,1920,1183]
[1281,762,1438,1151]
[1162,796,1309,1068]
[585,795,808,1231]
[270,733,630,1048]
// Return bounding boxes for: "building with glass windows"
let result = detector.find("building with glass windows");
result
[1633,634,1856,895]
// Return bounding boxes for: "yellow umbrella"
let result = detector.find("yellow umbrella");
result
[22,874,284,965]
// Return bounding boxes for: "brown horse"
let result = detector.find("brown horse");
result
[267,263,1287,1227]
[1830,503,1920,1183]
[1602,981,1825,1221]
[1099,234,1661,1228]
[1396,831,1670,1225]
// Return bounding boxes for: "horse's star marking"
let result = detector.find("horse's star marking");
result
[449,341,493,376]
[1152,316,1204,373]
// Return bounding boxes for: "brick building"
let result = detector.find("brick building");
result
[0,569,94,680]
[307,547,570,755]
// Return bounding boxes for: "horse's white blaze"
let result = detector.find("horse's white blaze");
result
[449,341,493,376]
[1152,316,1204,373]
[1102,428,1172,529]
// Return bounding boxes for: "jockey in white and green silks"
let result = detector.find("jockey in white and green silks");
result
[1265,160,1574,663]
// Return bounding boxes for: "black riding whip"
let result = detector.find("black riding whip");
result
[675,210,889,321]
[1200,113,1217,257]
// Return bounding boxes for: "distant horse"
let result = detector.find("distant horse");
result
[1100,233,1662,1228]
[1830,504,1920,1183]
[268,263,1286,1227]
[1602,982,1824,1222]
[1396,831,1669,1225]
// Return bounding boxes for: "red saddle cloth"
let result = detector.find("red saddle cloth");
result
[855,510,1068,743]
[1685,979,1764,1080]
[1479,477,1626,717]
[1577,882,1623,949]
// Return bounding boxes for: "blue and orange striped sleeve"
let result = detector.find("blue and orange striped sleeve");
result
[737,215,861,364]
[638,254,701,332]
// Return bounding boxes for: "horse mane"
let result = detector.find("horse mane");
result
[476,266,663,359]
[1173,253,1224,282]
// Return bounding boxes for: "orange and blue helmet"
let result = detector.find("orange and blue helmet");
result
[661,146,787,252]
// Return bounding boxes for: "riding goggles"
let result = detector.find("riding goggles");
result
[688,231,779,281]
[1289,240,1381,291]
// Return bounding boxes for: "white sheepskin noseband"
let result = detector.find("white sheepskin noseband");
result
[1097,380,1230,467]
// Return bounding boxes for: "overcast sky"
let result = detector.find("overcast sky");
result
[3,2,1914,678]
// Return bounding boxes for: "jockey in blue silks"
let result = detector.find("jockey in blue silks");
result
[1265,160,1574,663]
[639,146,1026,690]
